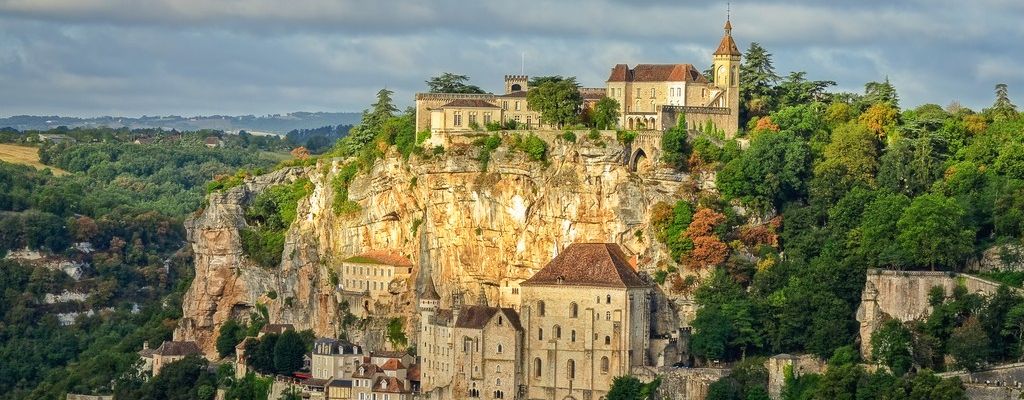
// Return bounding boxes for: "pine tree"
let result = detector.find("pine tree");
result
[739,42,780,121]
[990,83,1019,121]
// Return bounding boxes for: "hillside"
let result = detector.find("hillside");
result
[0,112,361,134]
[0,143,66,175]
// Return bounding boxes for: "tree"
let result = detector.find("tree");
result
[947,317,990,372]
[815,122,879,188]
[864,79,900,108]
[877,136,946,197]
[387,317,408,349]
[740,42,780,121]
[606,375,661,400]
[216,319,245,358]
[425,73,485,94]
[273,330,306,375]
[859,103,899,140]
[684,208,729,270]
[988,83,1018,121]
[775,71,835,108]
[592,97,621,129]
[871,319,913,376]
[661,115,690,168]
[338,88,398,155]
[897,193,973,270]
[278,386,303,400]
[525,76,583,127]
[717,131,812,210]
[1003,303,1024,360]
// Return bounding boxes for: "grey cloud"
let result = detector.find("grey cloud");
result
[0,0,1021,117]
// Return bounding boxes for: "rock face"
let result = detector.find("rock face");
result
[176,131,694,356]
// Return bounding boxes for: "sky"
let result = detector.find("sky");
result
[1,0,1022,117]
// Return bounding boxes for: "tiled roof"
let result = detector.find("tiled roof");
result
[259,324,294,335]
[373,376,408,393]
[328,379,353,388]
[407,363,421,381]
[371,350,408,359]
[454,305,523,331]
[433,309,454,326]
[606,64,707,83]
[498,91,528,98]
[353,363,384,378]
[380,358,406,370]
[344,251,413,267]
[521,243,648,288]
[421,278,441,301]
[714,34,741,56]
[441,99,500,108]
[153,341,201,357]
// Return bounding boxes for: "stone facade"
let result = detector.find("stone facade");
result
[311,338,364,381]
[339,251,414,300]
[856,269,1009,358]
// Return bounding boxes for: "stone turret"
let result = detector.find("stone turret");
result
[504,75,528,94]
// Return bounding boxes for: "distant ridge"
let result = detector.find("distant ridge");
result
[0,112,362,135]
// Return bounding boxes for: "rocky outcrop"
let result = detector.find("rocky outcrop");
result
[856,269,1007,358]
[177,131,696,356]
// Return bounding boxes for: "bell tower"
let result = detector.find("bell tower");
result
[712,18,741,90]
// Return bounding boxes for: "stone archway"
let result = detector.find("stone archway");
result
[629,148,649,173]
[627,117,634,130]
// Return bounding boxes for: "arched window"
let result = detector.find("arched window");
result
[605,311,611,321]
[538,301,545,317]
[567,359,576,379]
[571,330,577,342]
[534,358,542,377]
[497,315,503,326]
[570,302,578,318]
[538,328,544,340]
[717,66,726,84]
[606,294,611,304]
[496,378,501,385]
[497,344,503,353]
[605,336,611,345]
[601,356,610,373]
[554,325,562,339]
[731,66,737,85]
[496,365,502,374]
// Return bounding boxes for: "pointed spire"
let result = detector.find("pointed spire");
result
[714,12,741,57]
[421,276,440,301]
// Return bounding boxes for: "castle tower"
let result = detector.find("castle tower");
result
[712,18,741,94]
[712,17,741,136]
[504,75,528,94]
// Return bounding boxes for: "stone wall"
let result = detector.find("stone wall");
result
[856,269,1006,358]
[765,355,826,400]
[632,366,730,400]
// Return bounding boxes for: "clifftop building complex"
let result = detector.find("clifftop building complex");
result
[414,20,741,142]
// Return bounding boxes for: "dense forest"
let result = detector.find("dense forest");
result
[0,127,288,399]
[642,43,1024,400]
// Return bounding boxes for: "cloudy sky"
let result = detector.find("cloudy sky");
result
[1,0,1022,117]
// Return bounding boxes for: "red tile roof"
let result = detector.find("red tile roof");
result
[153,341,201,357]
[606,64,707,83]
[380,358,406,370]
[454,305,523,331]
[344,251,413,267]
[521,243,648,288]
[373,376,408,393]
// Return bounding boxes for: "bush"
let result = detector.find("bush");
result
[332,163,361,215]
[616,130,638,146]
[474,134,503,170]
[239,228,285,268]
[560,131,577,143]
[510,133,549,163]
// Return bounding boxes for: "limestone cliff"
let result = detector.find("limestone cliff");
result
[176,132,696,357]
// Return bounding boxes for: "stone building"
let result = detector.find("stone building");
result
[419,277,525,400]
[609,19,741,137]
[520,243,652,400]
[312,338,364,381]
[340,250,414,300]
[150,340,201,375]
[414,19,741,142]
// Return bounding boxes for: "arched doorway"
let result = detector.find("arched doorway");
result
[627,117,634,130]
[511,83,522,91]
[629,148,648,172]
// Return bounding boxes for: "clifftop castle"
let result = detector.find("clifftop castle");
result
[414,19,741,143]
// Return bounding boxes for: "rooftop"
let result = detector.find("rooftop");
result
[607,64,707,83]
[454,305,524,331]
[344,251,413,267]
[441,99,501,108]
[153,341,201,357]
[521,243,648,288]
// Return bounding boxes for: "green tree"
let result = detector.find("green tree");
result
[775,72,835,108]
[661,115,690,168]
[947,317,990,372]
[216,319,245,358]
[387,317,409,349]
[877,137,946,197]
[592,97,621,129]
[863,78,900,109]
[525,76,583,127]
[816,122,879,186]
[606,375,661,400]
[988,83,1018,122]
[896,193,973,270]
[338,88,398,155]
[739,42,780,121]
[425,73,485,94]
[273,330,306,375]
[870,319,913,376]
[717,131,812,210]
[860,193,909,270]
[278,386,303,400]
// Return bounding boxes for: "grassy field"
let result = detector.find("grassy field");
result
[0,143,67,175]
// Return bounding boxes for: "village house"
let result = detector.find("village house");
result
[149,340,201,375]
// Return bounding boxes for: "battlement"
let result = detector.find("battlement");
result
[504,74,528,81]
[415,92,497,101]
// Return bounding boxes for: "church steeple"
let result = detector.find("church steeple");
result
[714,18,741,57]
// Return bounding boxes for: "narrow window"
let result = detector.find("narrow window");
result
[538,328,544,340]
[554,325,561,339]
[534,358,542,377]
[570,302,578,318]
[538,301,545,316]
[605,336,611,345]
[601,356,610,373]
[567,359,576,379]
[571,330,577,342]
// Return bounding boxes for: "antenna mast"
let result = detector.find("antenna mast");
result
[521,52,525,74]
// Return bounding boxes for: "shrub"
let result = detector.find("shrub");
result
[560,131,577,143]
[511,133,548,162]
[616,130,638,146]
[332,163,361,215]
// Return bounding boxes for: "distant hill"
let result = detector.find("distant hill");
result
[0,112,362,135]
